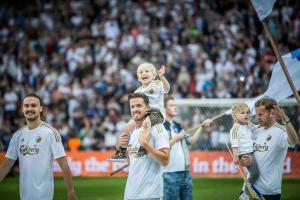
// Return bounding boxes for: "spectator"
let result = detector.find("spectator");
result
[0,0,299,150]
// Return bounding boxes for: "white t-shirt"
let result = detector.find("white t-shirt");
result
[135,80,166,117]
[6,121,66,200]
[164,124,185,173]
[251,123,291,195]
[230,123,254,155]
[124,124,170,200]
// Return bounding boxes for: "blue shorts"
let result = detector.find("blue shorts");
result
[163,171,192,200]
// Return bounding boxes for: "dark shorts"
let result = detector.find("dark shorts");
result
[147,108,164,126]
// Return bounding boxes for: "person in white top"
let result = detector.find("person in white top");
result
[239,98,298,200]
[230,103,259,186]
[163,96,212,200]
[108,62,170,162]
[0,94,77,200]
[118,92,170,200]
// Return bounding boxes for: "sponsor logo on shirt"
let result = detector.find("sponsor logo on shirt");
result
[127,144,147,158]
[127,144,139,155]
[20,145,39,155]
[253,142,268,152]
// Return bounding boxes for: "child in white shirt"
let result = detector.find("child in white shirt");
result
[230,103,259,185]
[108,62,170,161]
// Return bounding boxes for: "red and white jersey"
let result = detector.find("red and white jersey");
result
[6,122,66,200]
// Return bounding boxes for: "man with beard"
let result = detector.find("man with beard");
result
[239,98,298,200]
[118,92,170,199]
[0,94,77,200]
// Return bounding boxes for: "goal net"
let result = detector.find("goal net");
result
[174,98,299,150]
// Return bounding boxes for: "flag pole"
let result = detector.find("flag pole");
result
[261,21,300,105]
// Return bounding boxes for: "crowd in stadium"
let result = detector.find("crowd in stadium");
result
[1,0,300,151]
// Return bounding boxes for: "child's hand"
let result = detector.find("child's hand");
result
[158,65,166,78]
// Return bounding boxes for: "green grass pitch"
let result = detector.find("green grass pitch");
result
[0,177,299,200]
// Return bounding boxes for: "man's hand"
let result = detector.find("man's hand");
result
[158,65,166,78]
[177,132,185,140]
[139,130,151,147]
[139,117,151,147]
[202,118,213,127]
[68,191,78,200]
[271,104,287,122]
[117,134,129,149]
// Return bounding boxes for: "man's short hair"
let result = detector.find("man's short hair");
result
[164,95,174,107]
[128,92,150,106]
[254,98,277,111]
[22,93,44,107]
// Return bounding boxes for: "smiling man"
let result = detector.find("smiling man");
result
[0,94,77,200]
[118,92,170,200]
[240,98,299,200]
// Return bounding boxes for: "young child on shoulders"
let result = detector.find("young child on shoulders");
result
[108,62,170,161]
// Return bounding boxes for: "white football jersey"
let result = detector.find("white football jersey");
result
[251,123,291,195]
[135,80,166,117]
[6,122,66,200]
[230,123,254,155]
[124,124,170,199]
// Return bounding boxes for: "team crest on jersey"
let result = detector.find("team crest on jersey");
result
[36,136,42,143]
[147,88,155,94]
[21,138,25,142]
[266,135,272,141]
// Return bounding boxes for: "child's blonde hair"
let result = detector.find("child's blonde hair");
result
[136,62,157,78]
[231,103,249,118]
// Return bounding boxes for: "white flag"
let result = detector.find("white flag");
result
[225,48,300,114]
[263,48,300,102]
[250,0,277,21]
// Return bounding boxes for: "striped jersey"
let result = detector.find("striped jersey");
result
[135,80,166,118]
[229,123,255,155]
[6,121,66,200]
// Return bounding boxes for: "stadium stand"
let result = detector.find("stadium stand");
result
[0,0,299,151]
